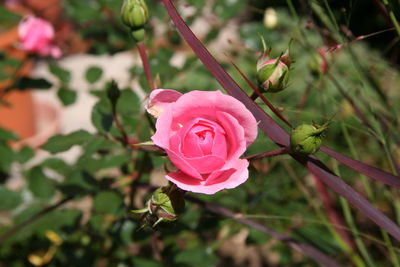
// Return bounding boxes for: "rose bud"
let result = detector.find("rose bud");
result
[256,38,291,93]
[121,0,149,41]
[308,48,329,77]
[132,186,185,227]
[290,123,329,155]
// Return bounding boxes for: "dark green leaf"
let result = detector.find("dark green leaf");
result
[175,248,218,267]
[49,63,71,84]
[91,100,113,133]
[27,166,55,200]
[15,146,34,164]
[0,143,14,173]
[0,186,22,211]
[0,127,19,141]
[41,130,93,154]
[58,171,97,196]
[85,66,103,84]
[57,87,77,106]
[41,158,71,176]
[93,191,123,214]
[12,77,52,90]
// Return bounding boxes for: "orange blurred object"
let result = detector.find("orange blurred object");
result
[0,25,36,141]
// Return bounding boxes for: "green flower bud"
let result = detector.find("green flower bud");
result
[132,185,185,228]
[121,0,149,31]
[290,123,329,155]
[256,36,291,93]
[257,59,289,93]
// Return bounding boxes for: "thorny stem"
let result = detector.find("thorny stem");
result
[137,42,154,91]
[0,196,73,243]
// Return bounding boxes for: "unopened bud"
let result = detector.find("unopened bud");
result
[121,0,149,42]
[256,37,291,93]
[308,48,329,77]
[132,185,185,228]
[290,123,329,154]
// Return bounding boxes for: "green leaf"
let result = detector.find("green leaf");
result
[77,154,130,172]
[57,87,77,106]
[0,127,19,141]
[41,130,93,154]
[41,158,71,176]
[27,166,55,200]
[85,66,103,84]
[91,100,113,133]
[0,143,14,173]
[0,186,22,211]
[15,146,34,164]
[93,191,123,214]
[12,77,52,91]
[49,63,71,84]
[120,220,137,244]
[175,248,218,267]
[0,5,21,25]
[58,171,97,196]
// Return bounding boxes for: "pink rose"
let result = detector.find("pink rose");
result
[18,16,62,58]
[148,89,258,194]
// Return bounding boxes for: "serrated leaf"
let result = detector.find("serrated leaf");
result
[41,130,93,154]
[85,66,103,84]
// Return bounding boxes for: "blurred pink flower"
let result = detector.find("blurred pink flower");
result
[18,16,61,58]
[148,89,258,194]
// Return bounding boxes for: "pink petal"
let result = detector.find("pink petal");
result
[216,111,246,159]
[211,129,227,159]
[146,89,182,118]
[166,159,249,194]
[171,90,257,146]
[151,105,174,148]
[185,155,225,174]
[164,148,203,180]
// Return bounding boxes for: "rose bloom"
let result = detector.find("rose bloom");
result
[18,16,61,58]
[147,89,258,194]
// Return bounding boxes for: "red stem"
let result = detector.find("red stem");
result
[137,42,154,91]
[245,147,288,160]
